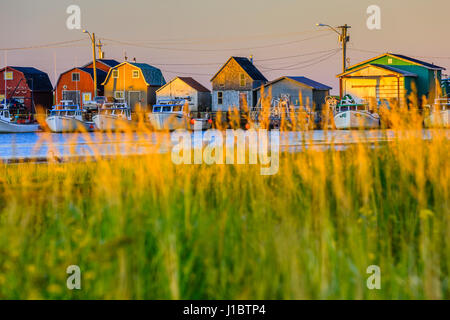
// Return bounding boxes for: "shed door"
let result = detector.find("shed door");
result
[62,90,80,105]
[128,91,141,111]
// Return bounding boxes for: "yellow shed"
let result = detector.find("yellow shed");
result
[102,62,166,111]
[338,64,418,107]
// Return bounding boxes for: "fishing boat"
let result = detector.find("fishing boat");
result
[45,101,95,133]
[424,98,450,127]
[148,99,190,131]
[93,102,133,131]
[332,95,380,129]
[0,102,40,133]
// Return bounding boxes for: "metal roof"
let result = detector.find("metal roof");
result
[78,67,108,86]
[285,76,332,90]
[4,66,53,91]
[370,64,418,77]
[211,57,268,82]
[129,62,166,86]
[389,53,445,70]
[254,76,332,91]
[82,59,120,68]
[158,77,210,93]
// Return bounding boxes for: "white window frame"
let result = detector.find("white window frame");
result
[217,91,223,105]
[114,91,125,99]
[132,70,140,79]
[72,72,80,82]
[82,92,92,103]
[112,70,119,79]
[4,72,13,80]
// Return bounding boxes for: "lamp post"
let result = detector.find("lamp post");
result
[316,23,351,98]
[83,30,97,100]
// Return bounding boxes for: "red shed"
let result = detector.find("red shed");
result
[82,59,120,73]
[0,66,53,111]
[55,67,107,107]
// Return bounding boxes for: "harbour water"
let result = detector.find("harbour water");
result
[0,130,448,162]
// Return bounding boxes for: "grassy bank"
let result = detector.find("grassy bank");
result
[0,128,449,299]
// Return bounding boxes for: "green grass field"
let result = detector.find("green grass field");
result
[0,126,448,299]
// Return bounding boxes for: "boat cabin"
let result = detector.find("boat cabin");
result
[99,102,131,118]
[152,99,187,113]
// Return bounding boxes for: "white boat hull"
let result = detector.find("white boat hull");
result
[93,114,134,131]
[0,119,40,133]
[148,113,188,131]
[46,116,94,133]
[425,110,449,127]
[334,111,380,129]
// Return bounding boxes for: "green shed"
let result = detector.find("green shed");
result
[338,53,445,106]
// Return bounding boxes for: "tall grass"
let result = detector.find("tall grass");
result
[0,105,448,299]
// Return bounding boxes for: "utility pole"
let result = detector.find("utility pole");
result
[83,30,97,99]
[97,39,104,59]
[338,24,351,74]
[316,23,351,98]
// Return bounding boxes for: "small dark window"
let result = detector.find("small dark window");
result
[72,73,80,82]
[217,91,223,105]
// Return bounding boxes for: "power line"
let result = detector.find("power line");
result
[126,48,339,67]
[256,50,340,72]
[111,29,330,45]
[101,32,334,52]
[349,48,450,60]
[0,39,86,51]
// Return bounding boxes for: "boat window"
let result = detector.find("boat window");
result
[153,107,161,112]
[357,105,366,111]
[173,106,182,112]
[4,111,10,118]
[163,106,172,112]
[340,106,349,112]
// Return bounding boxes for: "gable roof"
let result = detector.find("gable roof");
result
[338,63,419,78]
[157,76,210,93]
[285,76,332,90]
[211,56,267,82]
[102,62,166,86]
[3,66,53,92]
[254,76,332,91]
[82,59,120,68]
[370,64,418,77]
[345,53,445,72]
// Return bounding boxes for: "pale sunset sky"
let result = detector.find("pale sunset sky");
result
[1,0,449,94]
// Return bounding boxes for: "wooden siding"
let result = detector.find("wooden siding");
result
[55,68,98,107]
[103,64,152,110]
[0,68,52,111]
[341,65,411,106]
[157,77,211,112]
[211,58,264,111]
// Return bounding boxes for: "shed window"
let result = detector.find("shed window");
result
[82,92,92,102]
[132,70,140,79]
[115,91,125,99]
[388,58,393,64]
[217,91,223,105]
[4,72,13,80]
[72,72,80,82]
[240,74,246,87]
[112,70,119,79]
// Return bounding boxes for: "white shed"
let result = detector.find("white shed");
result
[156,77,211,112]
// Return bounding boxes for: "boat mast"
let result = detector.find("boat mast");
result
[3,51,7,107]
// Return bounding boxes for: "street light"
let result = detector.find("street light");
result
[83,29,97,100]
[317,23,351,98]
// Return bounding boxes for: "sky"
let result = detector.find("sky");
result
[1,0,449,94]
